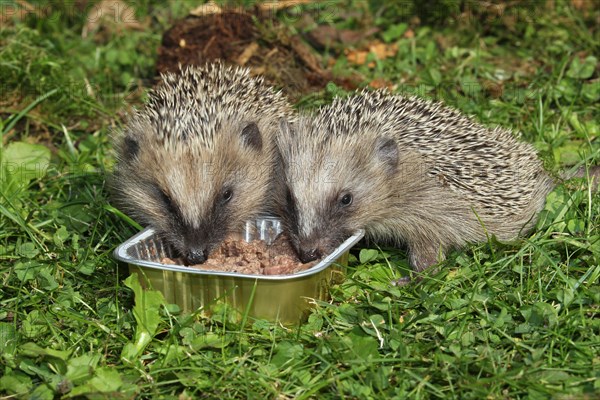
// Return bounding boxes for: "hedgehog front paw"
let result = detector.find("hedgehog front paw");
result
[409,244,445,273]
[391,276,412,286]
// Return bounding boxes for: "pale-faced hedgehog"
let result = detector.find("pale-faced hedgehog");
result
[276,89,558,280]
[113,63,293,264]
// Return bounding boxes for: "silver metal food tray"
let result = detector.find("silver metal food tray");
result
[113,218,364,324]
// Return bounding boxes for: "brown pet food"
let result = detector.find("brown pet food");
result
[160,234,317,275]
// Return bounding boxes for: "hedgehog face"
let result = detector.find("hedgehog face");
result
[111,63,292,264]
[277,120,399,262]
[115,120,274,264]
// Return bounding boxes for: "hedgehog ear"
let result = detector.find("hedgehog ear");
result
[122,136,139,161]
[375,137,398,174]
[279,118,295,138]
[240,122,262,151]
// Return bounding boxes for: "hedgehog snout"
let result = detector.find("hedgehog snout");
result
[289,232,324,263]
[185,248,209,265]
[298,247,321,263]
[293,230,345,263]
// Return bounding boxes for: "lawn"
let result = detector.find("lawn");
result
[0,0,599,398]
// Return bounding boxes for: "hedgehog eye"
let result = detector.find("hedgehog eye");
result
[222,188,233,203]
[339,193,353,207]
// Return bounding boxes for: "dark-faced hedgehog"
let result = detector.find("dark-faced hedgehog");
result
[275,89,560,281]
[112,63,293,264]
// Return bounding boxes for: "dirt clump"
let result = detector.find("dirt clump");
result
[156,9,359,102]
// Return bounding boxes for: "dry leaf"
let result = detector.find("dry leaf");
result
[368,77,395,90]
[236,42,260,65]
[369,41,398,59]
[345,40,398,67]
[345,49,368,66]
[290,36,326,74]
[264,48,279,60]
[258,0,314,11]
[82,0,145,38]
[189,1,222,16]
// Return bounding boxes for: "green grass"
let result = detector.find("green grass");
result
[1,1,599,398]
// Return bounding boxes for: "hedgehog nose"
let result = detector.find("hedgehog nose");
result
[186,248,208,265]
[299,247,321,263]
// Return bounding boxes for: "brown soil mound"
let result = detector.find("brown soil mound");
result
[156,9,359,102]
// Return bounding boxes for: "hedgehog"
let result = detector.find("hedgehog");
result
[112,63,293,264]
[275,89,560,282]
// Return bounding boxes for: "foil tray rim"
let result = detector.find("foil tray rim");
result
[113,227,365,281]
